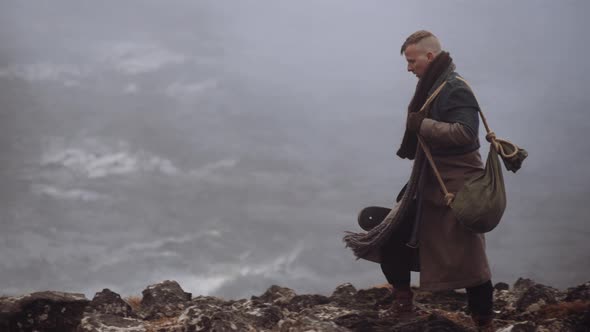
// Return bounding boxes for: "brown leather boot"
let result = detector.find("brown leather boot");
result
[381,288,414,319]
[471,313,495,332]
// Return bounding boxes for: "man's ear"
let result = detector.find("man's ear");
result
[426,52,435,62]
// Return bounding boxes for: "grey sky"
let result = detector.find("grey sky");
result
[0,0,589,299]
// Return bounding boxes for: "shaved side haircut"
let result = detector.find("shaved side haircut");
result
[400,30,442,55]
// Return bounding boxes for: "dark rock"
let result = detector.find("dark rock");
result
[277,317,350,332]
[392,312,470,332]
[249,305,283,329]
[0,291,89,332]
[211,310,257,331]
[251,285,296,305]
[492,288,517,318]
[334,311,380,330]
[536,318,580,332]
[565,281,590,302]
[330,283,358,305]
[514,278,538,295]
[233,298,284,329]
[76,289,143,331]
[353,287,393,310]
[7,278,590,332]
[180,303,262,332]
[77,314,146,332]
[579,309,590,330]
[501,320,537,331]
[174,303,217,330]
[139,280,191,320]
[287,294,331,312]
[85,289,135,318]
[495,282,510,291]
[193,295,229,308]
[516,284,558,312]
[415,290,467,312]
[176,296,279,331]
[510,278,564,314]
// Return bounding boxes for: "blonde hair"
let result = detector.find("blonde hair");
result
[400,30,442,55]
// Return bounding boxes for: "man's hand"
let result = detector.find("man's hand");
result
[406,111,426,134]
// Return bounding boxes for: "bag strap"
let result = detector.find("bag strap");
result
[455,77,519,159]
[416,77,520,206]
[413,82,456,206]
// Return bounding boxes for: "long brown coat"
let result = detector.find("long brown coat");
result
[414,85,492,291]
[360,71,493,291]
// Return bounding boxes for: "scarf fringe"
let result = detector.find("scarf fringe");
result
[343,151,425,259]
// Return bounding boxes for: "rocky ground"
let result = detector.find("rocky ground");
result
[0,278,588,331]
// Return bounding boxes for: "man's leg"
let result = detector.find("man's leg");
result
[379,251,411,289]
[379,220,414,314]
[466,280,494,329]
[379,218,413,286]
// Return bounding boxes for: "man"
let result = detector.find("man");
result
[381,30,495,330]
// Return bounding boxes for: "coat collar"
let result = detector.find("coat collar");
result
[428,62,456,96]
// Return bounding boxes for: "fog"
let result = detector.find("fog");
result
[0,0,588,299]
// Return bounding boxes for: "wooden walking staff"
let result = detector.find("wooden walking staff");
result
[404,81,447,248]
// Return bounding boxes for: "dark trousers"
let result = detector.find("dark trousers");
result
[379,217,414,289]
[466,280,494,316]
[379,221,493,315]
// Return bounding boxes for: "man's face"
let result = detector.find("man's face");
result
[404,44,432,79]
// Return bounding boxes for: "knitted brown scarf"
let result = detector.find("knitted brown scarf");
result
[397,51,454,160]
[343,51,454,261]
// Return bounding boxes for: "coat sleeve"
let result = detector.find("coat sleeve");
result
[419,85,480,147]
[419,118,475,147]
